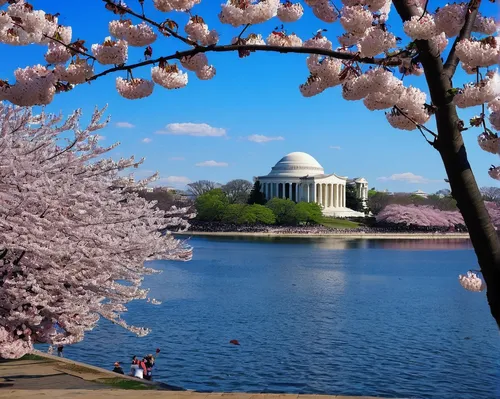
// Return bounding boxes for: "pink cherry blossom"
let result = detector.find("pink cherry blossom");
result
[277,1,304,22]
[0,105,191,358]
[92,37,128,65]
[116,77,154,99]
[458,271,485,292]
[151,63,188,89]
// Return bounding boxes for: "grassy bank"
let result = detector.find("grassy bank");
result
[320,217,360,229]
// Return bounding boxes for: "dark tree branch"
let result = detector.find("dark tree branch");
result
[0,249,7,260]
[443,0,482,78]
[87,44,402,82]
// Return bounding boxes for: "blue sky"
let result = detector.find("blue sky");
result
[0,0,498,193]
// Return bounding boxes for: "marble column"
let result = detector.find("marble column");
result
[330,184,334,208]
[341,185,345,207]
[295,183,299,203]
[318,183,322,205]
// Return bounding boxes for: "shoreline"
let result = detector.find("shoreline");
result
[175,231,471,240]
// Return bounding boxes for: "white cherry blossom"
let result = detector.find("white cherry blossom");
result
[92,37,128,65]
[116,77,154,99]
[277,1,304,22]
[151,63,188,89]
[340,6,373,35]
[458,271,486,292]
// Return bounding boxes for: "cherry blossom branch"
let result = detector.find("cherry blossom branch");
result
[87,44,401,82]
[394,105,437,145]
[443,0,481,78]
[102,0,197,47]
[10,20,96,61]
[42,137,78,163]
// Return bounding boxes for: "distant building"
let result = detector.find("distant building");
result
[256,152,368,217]
[412,189,428,198]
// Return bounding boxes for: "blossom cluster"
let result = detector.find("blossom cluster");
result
[151,63,188,89]
[0,105,192,359]
[458,271,485,292]
[116,77,154,99]
[109,20,157,47]
[180,53,216,80]
[185,16,219,46]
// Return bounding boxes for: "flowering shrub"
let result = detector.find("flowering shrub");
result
[0,105,192,358]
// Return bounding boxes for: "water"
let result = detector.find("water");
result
[49,237,500,398]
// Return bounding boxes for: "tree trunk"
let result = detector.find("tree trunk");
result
[393,0,500,327]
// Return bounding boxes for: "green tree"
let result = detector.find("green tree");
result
[222,203,246,224]
[295,202,322,225]
[249,204,276,225]
[265,198,297,225]
[346,184,364,212]
[247,181,266,205]
[195,189,228,221]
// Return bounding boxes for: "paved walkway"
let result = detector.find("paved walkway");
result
[0,352,396,399]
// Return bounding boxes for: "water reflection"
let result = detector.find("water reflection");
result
[195,236,473,251]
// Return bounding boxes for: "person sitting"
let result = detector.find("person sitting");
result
[112,362,124,374]
[129,355,144,379]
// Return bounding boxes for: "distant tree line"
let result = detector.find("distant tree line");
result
[194,186,323,226]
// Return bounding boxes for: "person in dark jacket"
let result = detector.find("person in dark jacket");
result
[112,362,124,374]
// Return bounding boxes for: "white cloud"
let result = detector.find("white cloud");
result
[195,160,229,167]
[142,138,152,143]
[169,156,185,161]
[330,145,341,150]
[247,134,285,143]
[377,172,439,184]
[156,122,226,137]
[96,135,105,141]
[116,122,135,128]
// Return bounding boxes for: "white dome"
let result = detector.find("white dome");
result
[267,152,324,177]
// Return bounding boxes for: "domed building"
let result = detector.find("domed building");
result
[256,152,368,217]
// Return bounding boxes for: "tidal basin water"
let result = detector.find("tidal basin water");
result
[62,237,500,399]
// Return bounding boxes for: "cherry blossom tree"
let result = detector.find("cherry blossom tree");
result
[376,204,466,228]
[0,1,499,325]
[0,104,192,359]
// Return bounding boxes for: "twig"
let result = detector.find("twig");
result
[418,0,429,20]
[394,105,437,145]
[237,24,251,40]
